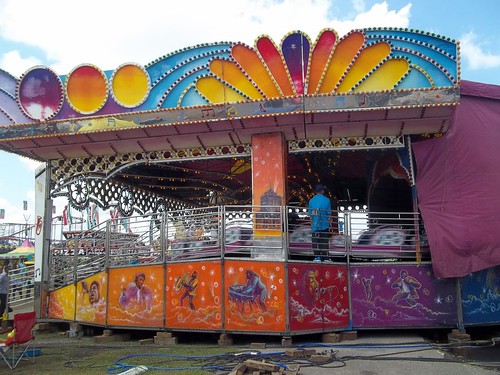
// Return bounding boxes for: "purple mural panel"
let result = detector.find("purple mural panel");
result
[351,263,458,328]
[288,263,350,332]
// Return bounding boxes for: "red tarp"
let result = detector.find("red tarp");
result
[413,81,500,278]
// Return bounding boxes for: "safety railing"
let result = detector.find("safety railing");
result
[166,206,222,261]
[47,205,428,288]
[224,205,284,259]
[107,215,163,267]
[287,208,428,259]
[343,210,429,259]
[8,264,34,306]
[0,223,35,243]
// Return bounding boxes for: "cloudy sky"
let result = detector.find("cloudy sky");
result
[1,0,499,223]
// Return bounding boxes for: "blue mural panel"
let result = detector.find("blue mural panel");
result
[460,265,500,325]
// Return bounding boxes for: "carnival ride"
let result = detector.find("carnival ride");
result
[0,26,498,337]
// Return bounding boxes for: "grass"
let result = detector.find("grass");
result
[5,328,251,375]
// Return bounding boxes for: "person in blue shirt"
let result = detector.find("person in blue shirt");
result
[308,184,332,261]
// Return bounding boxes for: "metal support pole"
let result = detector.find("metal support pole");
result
[34,163,53,319]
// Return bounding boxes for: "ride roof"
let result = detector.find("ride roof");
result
[0,27,459,161]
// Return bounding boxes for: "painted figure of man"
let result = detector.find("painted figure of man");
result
[391,270,422,306]
[119,272,153,312]
[244,270,267,312]
[179,271,199,310]
[82,280,100,305]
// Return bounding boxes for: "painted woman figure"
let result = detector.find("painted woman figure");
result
[119,272,153,312]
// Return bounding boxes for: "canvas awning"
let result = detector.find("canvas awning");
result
[0,239,34,260]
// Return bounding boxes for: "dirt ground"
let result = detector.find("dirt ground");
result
[4,323,499,375]
[8,325,232,375]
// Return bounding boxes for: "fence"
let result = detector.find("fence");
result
[48,205,429,289]
[8,264,34,306]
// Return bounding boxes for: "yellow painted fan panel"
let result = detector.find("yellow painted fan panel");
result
[232,45,281,98]
[196,77,247,103]
[318,32,365,93]
[210,60,263,100]
[337,42,391,92]
[354,59,410,92]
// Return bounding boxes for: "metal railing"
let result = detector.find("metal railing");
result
[8,264,35,306]
[48,205,429,289]
[0,223,35,242]
[167,206,221,261]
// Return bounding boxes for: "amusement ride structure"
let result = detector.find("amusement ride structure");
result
[0,26,498,338]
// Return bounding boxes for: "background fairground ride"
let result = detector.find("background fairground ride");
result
[0,27,499,337]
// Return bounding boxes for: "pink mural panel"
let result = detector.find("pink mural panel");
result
[166,261,223,330]
[288,263,350,332]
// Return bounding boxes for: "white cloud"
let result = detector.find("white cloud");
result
[333,2,411,35]
[0,0,412,75]
[0,50,41,77]
[18,155,42,172]
[460,32,500,70]
[0,195,34,223]
[352,0,367,13]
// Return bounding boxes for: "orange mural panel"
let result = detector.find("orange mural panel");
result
[75,272,107,325]
[252,134,287,237]
[225,260,286,332]
[166,261,223,330]
[48,284,76,321]
[107,265,164,328]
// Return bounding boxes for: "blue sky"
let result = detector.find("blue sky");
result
[0,0,499,223]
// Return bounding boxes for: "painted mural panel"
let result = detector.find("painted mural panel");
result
[225,260,286,332]
[75,272,107,325]
[252,133,286,238]
[166,261,223,330]
[107,265,164,328]
[288,263,350,332]
[461,265,500,325]
[351,263,458,328]
[48,284,76,321]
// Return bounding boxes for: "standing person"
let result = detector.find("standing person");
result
[17,257,27,299]
[25,266,34,299]
[308,184,331,261]
[0,264,9,320]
